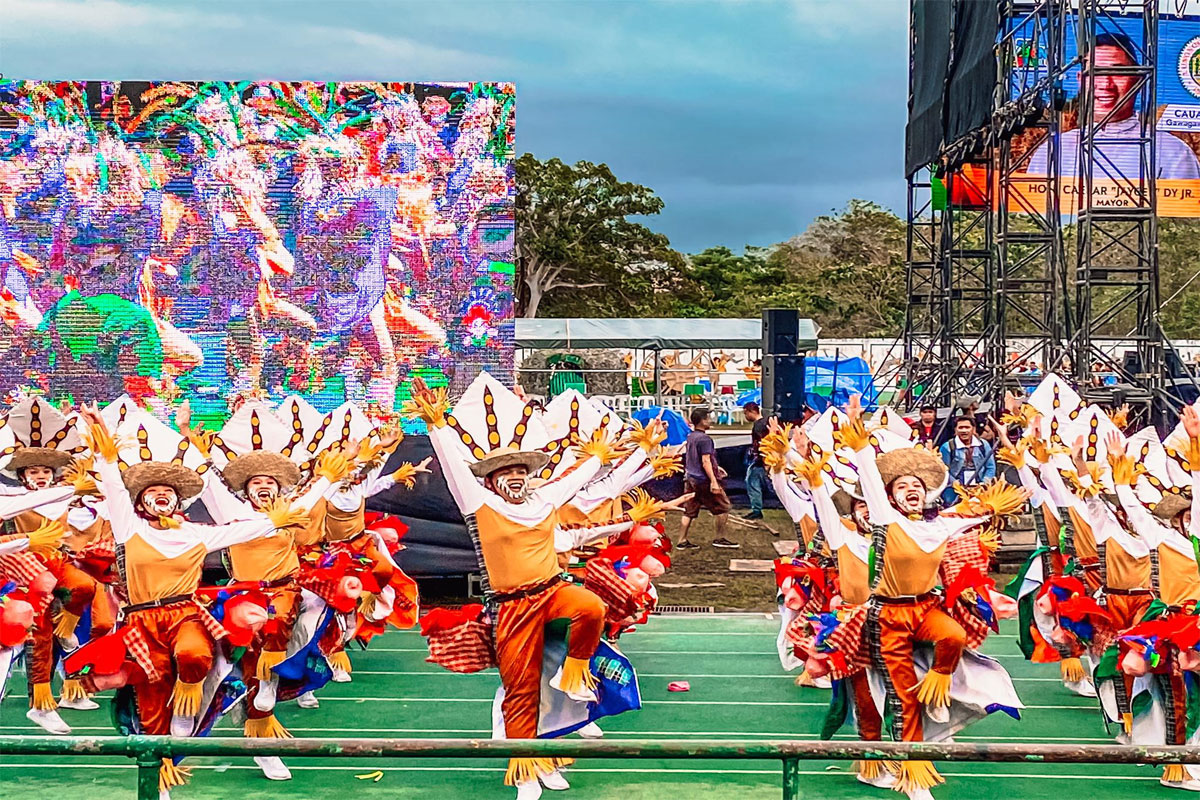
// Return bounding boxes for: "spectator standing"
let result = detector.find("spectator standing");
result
[678,408,737,550]
[913,404,941,447]
[938,415,996,505]
[742,402,769,520]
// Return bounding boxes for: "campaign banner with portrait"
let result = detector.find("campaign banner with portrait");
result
[952,11,1200,214]
[0,81,516,425]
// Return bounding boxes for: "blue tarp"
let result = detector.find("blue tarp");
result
[735,357,878,413]
[631,406,691,445]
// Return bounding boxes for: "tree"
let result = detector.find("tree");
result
[515,154,686,318]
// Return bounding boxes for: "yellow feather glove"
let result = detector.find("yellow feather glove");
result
[832,415,870,453]
[627,418,667,452]
[26,520,66,554]
[1186,435,1200,472]
[572,428,620,466]
[793,452,829,488]
[63,457,98,496]
[994,440,1028,470]
[1107,451,1143,486]
[314,449,352,483]
[626,488,666,523]
[758,429,793,474]
[648,447,683,478]
[1000,403,1038,429]
[262,497,308,530]
[389,461,426,489]
[400,386,449,427]
[85,422,118,463]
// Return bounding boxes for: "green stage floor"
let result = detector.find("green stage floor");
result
[0,615,1180,798]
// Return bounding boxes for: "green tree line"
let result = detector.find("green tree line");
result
[516,153,1200,339]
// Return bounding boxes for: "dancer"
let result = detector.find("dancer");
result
[78,403,306,799]
[407,374,686,800]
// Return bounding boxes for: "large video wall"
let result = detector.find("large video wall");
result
[0,81,515,422]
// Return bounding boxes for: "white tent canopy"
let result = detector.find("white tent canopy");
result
[515,317,819,351]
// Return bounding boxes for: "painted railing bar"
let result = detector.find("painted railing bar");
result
[4,736,1200,764]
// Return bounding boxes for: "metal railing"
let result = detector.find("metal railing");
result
[2,736,1199,799]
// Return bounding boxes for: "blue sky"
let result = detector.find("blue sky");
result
[0,0,908,253]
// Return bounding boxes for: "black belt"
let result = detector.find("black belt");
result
[122,594,193,614]
[490,574,566,605]
[260,576,298,589]
[1104,587,1153,597]
[873,591,939,605]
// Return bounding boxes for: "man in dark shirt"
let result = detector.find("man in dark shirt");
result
[743,402,769,520]
[913,404,940,446]
[678,408,737,550]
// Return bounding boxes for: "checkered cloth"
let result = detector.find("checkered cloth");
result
[0,552,48,586]
[941,532,994,649]
[583,558,638,624]
[822,604,871,679]
[424,618,496,673]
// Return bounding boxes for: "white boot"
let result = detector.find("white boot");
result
[1065,678,1098,698]
[540,769,570,791]
[58,695,100,711]
[253,678,278,713]
[26,707,71,735]
[331,667,352,684]
[577,721,604,739]
[813,675,832,689]
[516,779,544,800]
[549,667,597,703]
[255,756,292,781]
[170,714,196,738]
[297,691,320,709]
[159,791,171,800]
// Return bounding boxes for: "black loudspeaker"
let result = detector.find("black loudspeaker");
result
[763,355,806,422]
[763,308,799,355]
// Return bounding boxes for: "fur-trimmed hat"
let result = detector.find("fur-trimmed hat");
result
[468,446,550,479]
[222,451,301,493]
[122,461,205,502]
[1153,491,1191,521]
[876,447,948,497]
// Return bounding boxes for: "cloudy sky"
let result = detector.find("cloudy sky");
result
[1,0,909,253]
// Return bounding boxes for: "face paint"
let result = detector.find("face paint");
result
[889,475,927,515]
[139,485,180,518]
[20,466,55,490]
[495,474,529,503]
[245,475,280,509]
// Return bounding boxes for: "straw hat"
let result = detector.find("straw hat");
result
[1153,492,1191,521]
[222,451,301,493]
[8,446,73,473]
[876,447,948,496]
[122,461,204,502]
[831,483,864,517]
[468,446,550,479]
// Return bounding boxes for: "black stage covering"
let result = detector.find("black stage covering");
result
[946,0,999,146]
[367,437,775,578]
[906,0,998,177]
[906,0,952,177]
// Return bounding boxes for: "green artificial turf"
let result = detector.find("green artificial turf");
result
[0,615,1182,799]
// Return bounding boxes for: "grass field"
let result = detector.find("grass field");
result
[0,613,1188,799]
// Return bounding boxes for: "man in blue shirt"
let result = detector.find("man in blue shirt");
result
[938,415,995,505]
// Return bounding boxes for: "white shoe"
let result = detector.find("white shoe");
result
[58,696,100,711]
[549,667,597,704]
[255,756,292,781]
[57,633,80,651]
[26,707,71,735]
[253,679,278,713]
[516,779,543,800]
[159,791,171,800]
[858,770,897,789]
[577,721,604,739]
[540,769,570,791]
[814,675,832,689]
[297,691,320,709]
[1065,678,1098,698]
[926,703,949,724]
[331,668,352,684]
[906,789,935,800]
[170,713,196,738]
[1160,779,1200,792]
